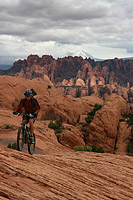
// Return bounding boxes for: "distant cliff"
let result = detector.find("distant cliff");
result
[0,54,132,86]
[0,55,133,109]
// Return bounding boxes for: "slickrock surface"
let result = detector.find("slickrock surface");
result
[0,147,133,200]
[0,76,103,125]
[0,75,133,200]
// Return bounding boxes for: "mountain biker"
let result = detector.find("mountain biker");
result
[13,89,40,140]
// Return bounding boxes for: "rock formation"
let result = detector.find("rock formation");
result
[0,76,103,125]
[0,55,132,100]
[0,75,133,199]
[85,94,131,153]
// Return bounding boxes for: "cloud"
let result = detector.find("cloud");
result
[0,0,133,57]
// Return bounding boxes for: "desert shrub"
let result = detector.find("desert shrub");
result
[77,115,80,123]
[97,146,104,153]
[55,129,62,134]
[117,122,120,131]
[48,85,52,89]
[74,146,87,151]
[4,124,14,129]
[7,143,12,148]
[48,120,62,130]
[67,128,71,131]
[48,120,63,143]
[85,104,102,124]
[56,133,61,142]
[93,104,102,112]
[122,113,133,127]
[84,146,92,152]
[91,144,97,152]
[74,144,104,153]
[56,120,62,127]
[82,123,88,127]
[126,143,133,156]
[7,142,17,150]
[81,127,87,132]
[119,118,125,122]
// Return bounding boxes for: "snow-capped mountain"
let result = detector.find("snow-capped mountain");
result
[67,50,102,61]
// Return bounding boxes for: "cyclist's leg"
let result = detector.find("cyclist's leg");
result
[29,118,34,136]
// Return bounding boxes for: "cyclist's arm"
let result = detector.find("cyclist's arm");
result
[15,99,23,112]
[34,99,40,113]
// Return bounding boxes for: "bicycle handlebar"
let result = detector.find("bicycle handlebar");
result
[13,112,35,118]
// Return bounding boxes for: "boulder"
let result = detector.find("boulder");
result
[59,125,85,148]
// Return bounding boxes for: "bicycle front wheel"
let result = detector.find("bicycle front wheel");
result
[17,126,25,151]
[28,132,35,155]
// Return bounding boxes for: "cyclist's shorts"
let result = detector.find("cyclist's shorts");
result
[23,115,37,123]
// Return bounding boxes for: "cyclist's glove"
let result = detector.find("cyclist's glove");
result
[33,112,38,117]
[13,111,18,115]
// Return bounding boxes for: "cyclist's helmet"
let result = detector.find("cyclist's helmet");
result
[24,89,32,97]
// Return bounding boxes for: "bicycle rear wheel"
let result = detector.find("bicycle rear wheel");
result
[17,126,25,151]
[28,132,35,155]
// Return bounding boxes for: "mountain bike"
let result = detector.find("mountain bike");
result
[15,113,36,155]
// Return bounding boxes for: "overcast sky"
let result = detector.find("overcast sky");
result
[0,0,133,59]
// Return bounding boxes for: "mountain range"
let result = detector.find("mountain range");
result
[0,51,132,70]
[67,50,102,61]
[0,54,132,86]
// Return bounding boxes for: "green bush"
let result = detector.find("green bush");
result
[126,143,133,154]
[82,123,88,127]
[4,124,14,129]
[81,127,87,132]
[7,142,17,150]
[119,118,125,122]
[56,133,61,142]
[56,120,62,127]
[48,120,63,143]
[91,144,97,152]
[117,123,120,131]
[84,146,92,152]
[74,146,87,151]
[85,104,102,124]
[55,129,62,134]
[122,113,133,127]
[97,146,104,153]
[77,115,80,123]
[48,120,62,130]
[67,128,71,131]
[74,144,104,153]
[48,85,52,89]
[7,143,12,148]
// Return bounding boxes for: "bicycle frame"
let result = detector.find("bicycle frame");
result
[16,113,36,154]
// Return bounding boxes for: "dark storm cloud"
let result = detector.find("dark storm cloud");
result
[0,0,133,53]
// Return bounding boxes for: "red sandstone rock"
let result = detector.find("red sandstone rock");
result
[86,94,131,153]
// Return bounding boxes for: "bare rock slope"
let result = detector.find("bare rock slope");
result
[0,76,133,199]
[0,147,133,200]
[0,76,103,125]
